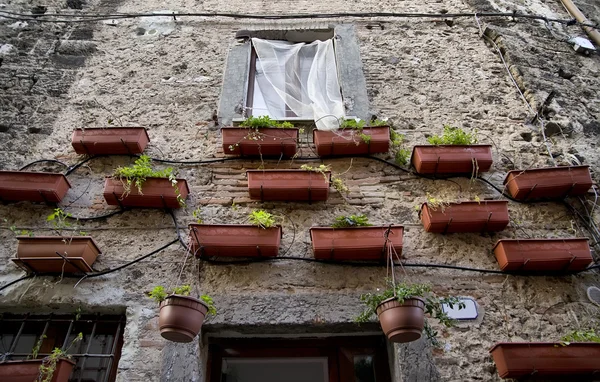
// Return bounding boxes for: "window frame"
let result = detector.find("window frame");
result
[0,313,125,382]
[207,336,392,382]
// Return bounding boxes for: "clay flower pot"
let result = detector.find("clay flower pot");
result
[222,127,299,157]
[313,126,390,156]
[159,295,209,343]
[71,127,150,155]
[103,177,189,209]
[247,170,330,202]
[493,238,592,272]
[420,200,509,233]
[376,297,425,343]
[503,165,593,201]
[189,224,282,257]
[0,358,75,382]
[13,236,101,274]
[490,342,600,378]
[411,145,493,175]
[0,171,71,203]
[309,225,403,261]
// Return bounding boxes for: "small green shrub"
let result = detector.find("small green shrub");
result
[113,155,185,207]
[240,116,294,129]
[561,328,600,344]
[427,125,477,145]
[356,281,464,346]
[249,210,276,229]
[370,119,389,127]
[339,118,366,130]
[148,285,216,315]
[394,148,411,166]
[332,214,371,228]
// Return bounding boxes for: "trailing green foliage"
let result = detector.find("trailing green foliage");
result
[192,207,203,224]
[249,210,276,229]
[561,328,600,344]
[390,129,410,166]
[300,164,349,195]
[239,116,295,129]
[356,281,464,345]
[332,214,371,228]
[46,208,72,233]
[38,332,83,382]
[427,125,477,145]
[200,295,218,316]
[113,155,185,207]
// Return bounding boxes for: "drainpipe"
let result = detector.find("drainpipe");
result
[560,0,600,47]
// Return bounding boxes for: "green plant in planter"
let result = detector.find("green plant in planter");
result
[113,155,185,207]
[561,328,600,344]
[427,125,477,145]
[229,116,297,152]
[239,116,295,129]
[422,193,450,212]
[339,118,366,130]
[149,285,217,316]
[356,282,464,346]
[332,214,371,228]
[248,210,276,229]
[300,164,348,195]
[38,332,83,382]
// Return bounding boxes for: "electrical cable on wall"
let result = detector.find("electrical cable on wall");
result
[0,10,599,30]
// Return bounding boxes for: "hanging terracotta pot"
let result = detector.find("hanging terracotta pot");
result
[0,171,71,203]
[159,295,209,343]
[376,297,425,343]
[0,358,75,382]
[490,342,600,378]
[221,127,299,157]
[411,145,493,175]
[189,224,282,257]
[309,225,403,261]
[503,166,593,201]
[313,126,390,156]
[71,127,150,155]
[246,170,330,202]
[493,238,593,272]
[13,236,101,274]
[420,200,509,233]
[103,177,189,209]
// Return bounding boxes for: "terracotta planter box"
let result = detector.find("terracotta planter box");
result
[504,166,593,201]
[189,224,282,257]
[309,225,403,260]
[313,126,390,156]
[0,171,71,203]
[493,238,592,272]
[490,342,600,378]
[13,236,101,274]
[103,177,189,209]
[411,145,493,175]
[376,297,425,343]
[222,127,298,157]
[159,295,209,343]
[420,200,509,233]
[0,358,75,382]
[247,170,330,202]
[71,127,150,155]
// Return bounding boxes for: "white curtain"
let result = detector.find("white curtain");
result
[251,38,345,130]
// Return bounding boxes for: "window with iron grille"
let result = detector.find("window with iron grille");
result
[0,313,125,382]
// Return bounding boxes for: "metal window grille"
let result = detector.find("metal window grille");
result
[0,313,125,382]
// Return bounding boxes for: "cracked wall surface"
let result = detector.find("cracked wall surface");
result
[1,0,599,381]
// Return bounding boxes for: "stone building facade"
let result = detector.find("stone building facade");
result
[1,0,599,380]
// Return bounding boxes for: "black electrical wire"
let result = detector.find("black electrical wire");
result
[0,274,35,293]
[84,238,179,278]
[0,10,598,30]
[64,155,98,176]
[19,159,69,171]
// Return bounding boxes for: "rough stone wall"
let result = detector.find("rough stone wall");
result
[1,0,599,382]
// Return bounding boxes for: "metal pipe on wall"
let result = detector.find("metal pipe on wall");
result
[560,0,600,47]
